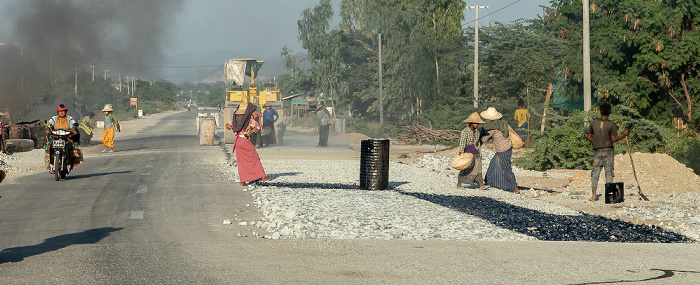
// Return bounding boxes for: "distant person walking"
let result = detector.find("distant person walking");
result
[480,107,519,193]
[457,112,485,189]
[262,103,279,146]
[78,112,96,146]
[226,103,268,186]
[101,106,120,153]
[586,103,629,202]
[317,105,330,147]
[514,99,530,137]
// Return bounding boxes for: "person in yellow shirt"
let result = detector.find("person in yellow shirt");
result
[514,99,530,137]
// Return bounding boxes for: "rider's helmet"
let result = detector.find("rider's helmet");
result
[56,104,68,112]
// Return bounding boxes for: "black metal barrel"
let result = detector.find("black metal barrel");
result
[360,139,390,190]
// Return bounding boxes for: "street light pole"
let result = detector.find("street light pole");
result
[378,33,384,132]
[90,65,96,81]
[467,6,488,108]
[583,0,591,112]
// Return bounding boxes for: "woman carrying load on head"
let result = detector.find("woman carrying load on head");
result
[225,102,268,186]
[480,107,519,193]
[457,112,486,189]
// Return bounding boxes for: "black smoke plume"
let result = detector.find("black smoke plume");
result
[0,0,184,121]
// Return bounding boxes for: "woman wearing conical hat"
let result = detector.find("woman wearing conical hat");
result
[101,105,120,153]
[457,112,485,189]
[480,107,519,193]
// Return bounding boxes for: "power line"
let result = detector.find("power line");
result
[76,59,221,69]
[463,0,521,26]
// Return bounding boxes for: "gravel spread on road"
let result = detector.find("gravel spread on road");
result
[230,145,694,243]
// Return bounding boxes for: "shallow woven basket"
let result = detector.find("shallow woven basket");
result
[510,130,524,150]
[449,153,474,170]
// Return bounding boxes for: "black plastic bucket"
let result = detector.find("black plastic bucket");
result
[605,182,624,204]
[360,139,390,190]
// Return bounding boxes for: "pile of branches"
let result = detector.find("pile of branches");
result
[397,123,459,143]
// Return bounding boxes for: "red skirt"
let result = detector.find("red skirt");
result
[233,133,266,183]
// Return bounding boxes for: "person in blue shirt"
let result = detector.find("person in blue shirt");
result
[261,103,279,146]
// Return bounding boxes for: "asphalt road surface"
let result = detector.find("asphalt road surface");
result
[1,110,699,284]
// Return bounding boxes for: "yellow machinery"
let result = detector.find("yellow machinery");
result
[223,58,284,143]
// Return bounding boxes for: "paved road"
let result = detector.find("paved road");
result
[1,110,699,284]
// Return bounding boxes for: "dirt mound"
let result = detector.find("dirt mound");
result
[566,152,700,196]
[336,132,371,145]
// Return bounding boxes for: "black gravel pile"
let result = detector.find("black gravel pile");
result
[402,191,693,243]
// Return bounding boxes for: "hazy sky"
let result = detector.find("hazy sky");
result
[168,0,553,62]
[0,0,553,71]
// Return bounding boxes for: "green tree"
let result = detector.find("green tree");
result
[545,0,700,128]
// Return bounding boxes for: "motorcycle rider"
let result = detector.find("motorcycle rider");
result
[46,104,79,170]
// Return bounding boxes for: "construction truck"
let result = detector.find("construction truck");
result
[223,58,284,144]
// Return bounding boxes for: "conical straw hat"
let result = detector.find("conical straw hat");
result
[480,107,502,120]
[463,112,485,124]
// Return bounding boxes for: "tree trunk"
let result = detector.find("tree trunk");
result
[434,55,440,95]
[541,83,552,132]
[680,73,692,122]
[526,83,530,143]
[327,77,336,119]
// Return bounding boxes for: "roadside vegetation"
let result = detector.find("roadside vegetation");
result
[276,0,699,174]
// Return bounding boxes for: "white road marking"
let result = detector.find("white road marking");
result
[137,186,147,193]
[130,210,144,220]
[141,173,150,176]
[145,165,153,168]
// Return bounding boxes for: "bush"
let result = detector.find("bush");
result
[516,110,592,170]
[666,131,700,175]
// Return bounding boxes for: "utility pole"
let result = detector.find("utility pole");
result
[74,62,79,97]
[102,69,109,81]
[119,73,122,92]
[90,65,96,81]
[378,33,384,132]
[20,50,24,98]
[48,53,54,87]
[582,0,591,112]
[467,6,488,108]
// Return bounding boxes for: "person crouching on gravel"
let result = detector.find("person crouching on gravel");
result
[101,106,120,153]
[480,107,519,193]
[226,103,268,186]
[586,103,629,202]
[457,112,486,189]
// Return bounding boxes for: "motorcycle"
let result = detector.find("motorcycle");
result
[48,128,74,181]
